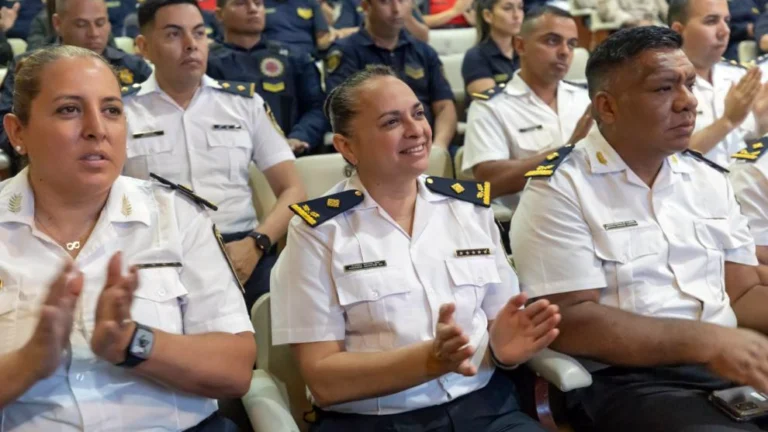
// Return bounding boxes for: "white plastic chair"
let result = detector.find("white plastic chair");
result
[739,40,758,65]
[114,36,135,54]
[439,53,468,126]
[428,28,476,56]
[8,38,26,56]
[565,47,589,84]
[249,163,278,221]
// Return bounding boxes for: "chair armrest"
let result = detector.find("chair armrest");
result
[0,150,9,171]
[526,348,593,392]
[242,370,300,432]
[457,122,467,135]
[491,203,513,223]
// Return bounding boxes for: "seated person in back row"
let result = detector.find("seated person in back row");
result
[318,0,429,42]
[463,6,592,215]
[325,0,457,149]
[263,0,332,58]
[511,26,768,432]
[207,0,328,155]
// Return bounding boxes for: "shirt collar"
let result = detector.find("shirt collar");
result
[138,73,219,96]
[478,38,506,58]
[341,172,446,212]
[357,27,412,49]
[0,171,151,227]
[505,70,576,97]
[585,128,692,175]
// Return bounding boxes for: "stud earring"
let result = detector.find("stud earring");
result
[14,146,21,153]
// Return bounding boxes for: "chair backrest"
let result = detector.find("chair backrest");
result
[249,163,278,221]
[0,68,7,83]
[251,294,311,431]
[114,36,135,54]
[439,53,467,117]
[565,47,589,83]
[454,146,474,180]
[295,153,349,199]
[739,40,758,64]
[428,28,477,56]
[427,147,454,178]
[8,38,26,56]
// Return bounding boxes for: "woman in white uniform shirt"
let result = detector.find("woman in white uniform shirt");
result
[270,65,561,431]
[0,45,255,431]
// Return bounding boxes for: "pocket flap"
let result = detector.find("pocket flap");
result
[445,255,501,287]
[206,129,251,149]
[133,268,188,302]
[594,227,661,263]
[127,135,174,157]
[335,268,408,306]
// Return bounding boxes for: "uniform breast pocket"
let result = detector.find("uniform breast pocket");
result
[515,128,554,155]
[132,269,188,334]
[206,130,252,182]
[126,135,175,178]
[694,219,734,299]
[334,268,410,349]
[0,279,20,352]
[445,256,501,323]
[593,227,665,314]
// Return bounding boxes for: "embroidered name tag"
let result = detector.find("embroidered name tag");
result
[455,248,491,257]
[344,260,387,272]
[212,124,243,130]
[132,130,164,139]
[135,262,182,269]
[603,220,638,231]
[518,125,543,133]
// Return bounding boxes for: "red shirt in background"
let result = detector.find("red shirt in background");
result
[429,0,468,26]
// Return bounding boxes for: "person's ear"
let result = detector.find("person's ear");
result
[135,34,148,59]
[52,13,62,36]
[670,21,684,35]
[4,113,26,156]
[332,134,359,166]
[592,91,617,125]
[513,35,524,55]
[482,8,493,25]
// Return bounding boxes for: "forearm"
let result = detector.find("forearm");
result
[316,31,334,51]
[405,18,429,42]
[761,34,768,52]
[298,341,448,407]
[688,117,735,155]
[732,285,768,335]
[423,9,461,28]
[320,2,335,25]
[257,183,305,241]
[432,103,457,149]
[551,301,717,366]
[474,152,555,198]
[0,350,40,408]
[135,330,256,399]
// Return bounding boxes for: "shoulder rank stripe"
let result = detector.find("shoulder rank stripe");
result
[216,80,256,98]
[425,177,490,207]
[683,149,729,173]
[149,173,219,210]
[524,144,575,179]
[290,190,364,227]
[471,83,505,101]
[731,137,768,162]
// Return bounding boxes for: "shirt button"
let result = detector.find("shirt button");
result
[477,276,485,284]
[371,290,379,299]
[76,373,85,382]
[157,289,166,297]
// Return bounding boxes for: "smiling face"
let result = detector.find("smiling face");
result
[5,55,126,196]
[333,75,432,183]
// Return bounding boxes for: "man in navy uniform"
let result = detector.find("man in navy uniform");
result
[263,0,331,58]
[325,0,456,149]
[725,0,761,60]
[207,0,327,154]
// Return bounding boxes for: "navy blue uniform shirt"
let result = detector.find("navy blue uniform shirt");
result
[461,38,518,94]
[3,0,43,39]
[207,40,328,150]
[726,0,761,60]
[325,28,453,125]
[263,0,328,58]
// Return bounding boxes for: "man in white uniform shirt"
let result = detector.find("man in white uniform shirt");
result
[122,0,306,310]
[731,137,768,266]
[462,6,592,213]
[510,26,768,431]
[670,0,768,167]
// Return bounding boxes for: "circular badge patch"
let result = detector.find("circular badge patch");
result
[260,57,285,78]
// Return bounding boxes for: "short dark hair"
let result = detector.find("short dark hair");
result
[324,65,397,137]
[667,0,690,26]
[519,5,573,37]
[586,26,683,97]
[138,0,202,32]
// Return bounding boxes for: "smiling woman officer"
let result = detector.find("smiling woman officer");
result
[270,65,561,431]
[0,45,255,431]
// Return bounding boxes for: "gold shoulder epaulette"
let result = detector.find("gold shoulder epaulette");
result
[524,144,575,179]
[289,189,364,227]
[149,173,218,210]
[121,83,142,97]
[684,149,729,173]
[732,137,768,162]
[720,58,747,69]
[216,80,256,98]
[471,83,505,101]
[424,177,490,207]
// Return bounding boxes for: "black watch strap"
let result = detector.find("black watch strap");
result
[248,231,272,252]
[116,323,154,368]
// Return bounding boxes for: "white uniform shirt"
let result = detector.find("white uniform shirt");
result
[462,72,591,211]
[692,62,757,167]
[270,174,518,415]
[510,128,757,326]
[0,172,253,432]
[122,73,295,234]
[731,154,768,246]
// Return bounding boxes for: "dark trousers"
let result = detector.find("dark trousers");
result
[222,230,278,312]
[311,371,546,432]
[184,411,239,432]
[566,365,768,432]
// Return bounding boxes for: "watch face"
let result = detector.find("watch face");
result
[130,327,154,359]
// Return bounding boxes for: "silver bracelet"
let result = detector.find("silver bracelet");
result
[489,342,518,371]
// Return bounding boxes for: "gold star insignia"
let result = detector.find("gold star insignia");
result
[451,183,465,194]
[222,82,231,89]
[302,204,320,218]
[354,191,362,196]
[546,152,559,161]
[326,198,340,208]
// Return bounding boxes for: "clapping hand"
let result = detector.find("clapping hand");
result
[429,303,478,377]
[489,293,561,366]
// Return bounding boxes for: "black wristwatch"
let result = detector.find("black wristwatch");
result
[116,323,155,368]
[247,231,272,253]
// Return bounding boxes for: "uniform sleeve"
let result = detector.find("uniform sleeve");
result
[462,101,510,175]
[250,96,296,172]
[724,174,760,264]
[290,55,330,150]
[178,205,253,335]
[325,43,359,93]
[480,205,520,319]
[270,219,347,344]
[313,0,329,32]
[426,46,454,103]
[0,32,11,68]
[509,176,609,298]
[461,47,492,87]
[732,164,768,246]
